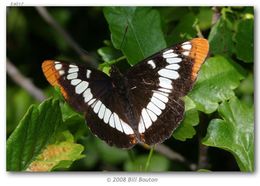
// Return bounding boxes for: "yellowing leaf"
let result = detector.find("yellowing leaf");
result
[7,99,62,171]
[27,140,84,172]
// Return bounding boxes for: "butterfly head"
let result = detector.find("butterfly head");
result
[109,65,127,92]
[109,65,125,82]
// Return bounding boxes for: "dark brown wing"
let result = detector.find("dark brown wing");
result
[42,60,137,148]
[126,38,209,145]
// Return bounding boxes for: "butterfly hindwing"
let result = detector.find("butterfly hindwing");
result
[85,89,137,148]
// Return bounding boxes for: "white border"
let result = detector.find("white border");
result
[1,0,259,186]
[3,0,257,6]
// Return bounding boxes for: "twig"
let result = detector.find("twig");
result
[195,24,204,38]
[198,142,209,170]
[7,58,46,102]
[212,7,221,25]
[154,144,197,171]
[192,19,204,38]
[35,7,97,67]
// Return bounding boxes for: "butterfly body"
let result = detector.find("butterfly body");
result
[42,38,209,149]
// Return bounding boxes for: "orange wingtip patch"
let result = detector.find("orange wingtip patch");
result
[189,38,209,81]
[42,60,68,99]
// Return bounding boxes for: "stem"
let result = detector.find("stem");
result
[139,143,197,171]
[195,24,204,38]
[99,56,126,70]
[127,149,135,163]
[108,56,127,65]
[193,19,204,38]
[145,146,154,171]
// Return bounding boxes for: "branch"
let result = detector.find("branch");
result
[36,7,97,67]
[155,144,197,171]
[7,58,46,102]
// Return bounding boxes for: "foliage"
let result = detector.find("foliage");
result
[173,97,200,141]
[7,7,254,171]
[188,55,245,114]
[104,7,166,65]
[124,153,170,171]
[203,97,254,172]
[27,131,85,172]
[6,98,84,171]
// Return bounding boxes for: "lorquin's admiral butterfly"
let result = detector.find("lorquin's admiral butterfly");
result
[42,38,209,149]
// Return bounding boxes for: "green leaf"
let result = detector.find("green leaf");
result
[27,131,85,172]
[7,99,62,171]
[158,7,189,35]
[234,18,253,63]
[208,17,234,56]
[97,40,125,75]
[237,73,254,95]
[7,88,37,136]
[236,73,254,106]
[197,7,213,30]
[158,7,189,24]
[60,102,81,122]
[189,55,245,113]
[60,102,89,141]
[97,41,122,62]
[166,12,197,44]
[95,139,129,165]
[63,114,88,141]
[173,108,199,141]
[202,97,254,172]
[173,97,199,141]
[124,153,170,171]
[104,7,166,65]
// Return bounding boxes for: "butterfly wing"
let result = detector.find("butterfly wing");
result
[42,60,137,148]
[42,38,209,148]
[126,38,209,145]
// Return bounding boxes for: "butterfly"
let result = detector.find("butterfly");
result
[42,38,209,149]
